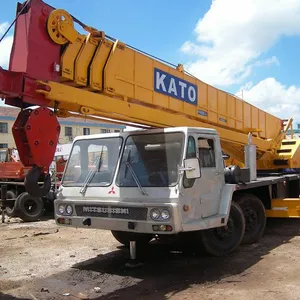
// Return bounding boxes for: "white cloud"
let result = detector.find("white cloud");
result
[236,78,300,124]
[181,0,300,87]
[253,56,280,68]
[0,22,13,69]
[0,22,9,35]
[0,22,14,106]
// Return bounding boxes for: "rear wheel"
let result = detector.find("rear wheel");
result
[14,192,44,222]
[201,201,245,256]
[111,230,153,247]
[234,193,266,245]
[5,190,17,217]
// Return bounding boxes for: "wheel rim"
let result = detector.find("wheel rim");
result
[214,217,234,241]
[23,199,38,215]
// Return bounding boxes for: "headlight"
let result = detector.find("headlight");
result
[161,209,170,220]
[58,204,65,215]
[150,208,161,220]
[65,205,73,215]
[150,208,171,221]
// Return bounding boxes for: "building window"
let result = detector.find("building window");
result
[0,122,8,133]
[65,127,72,137]
[100,129,110,133]
[0,143,8,148]
[83,128,90,135]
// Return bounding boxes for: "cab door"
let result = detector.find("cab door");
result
[182,134,223,219]
[196,134,223,217]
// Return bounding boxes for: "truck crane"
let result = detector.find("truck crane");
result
[0,147,56,221]
[1,0,300,258]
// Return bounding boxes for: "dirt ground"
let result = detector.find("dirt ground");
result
[1,216,300,300]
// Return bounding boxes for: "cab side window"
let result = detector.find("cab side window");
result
[187,136,196,158]
[184,136,197,188]
[198,138,216,168]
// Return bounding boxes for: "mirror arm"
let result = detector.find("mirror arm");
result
[178,166,196,172]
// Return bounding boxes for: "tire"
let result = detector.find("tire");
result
[5,190,17,217]
[14,192,44,222]
[234,193,266,245]
[201,201,245,256]
[111,230,153,247]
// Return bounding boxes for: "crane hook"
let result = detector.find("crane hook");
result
[24,166,52,198]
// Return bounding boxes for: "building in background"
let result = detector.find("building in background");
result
[0,107,125,148]
[280,124,300,139]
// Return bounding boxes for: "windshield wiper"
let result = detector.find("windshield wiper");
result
[80,147,104,196]
[125,150,147,195]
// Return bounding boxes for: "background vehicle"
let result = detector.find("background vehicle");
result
[0,148,57,222]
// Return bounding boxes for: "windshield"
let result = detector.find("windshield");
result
[116,132,184,187]
[62,137,122,187]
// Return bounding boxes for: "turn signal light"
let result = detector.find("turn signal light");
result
[152,225,173,232]
[57,217,72,225]
[183,205,190,212]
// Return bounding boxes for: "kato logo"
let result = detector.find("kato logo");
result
[154,68,198,105]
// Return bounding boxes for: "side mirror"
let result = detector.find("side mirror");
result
[179,157,201,179]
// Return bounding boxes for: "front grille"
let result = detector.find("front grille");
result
[75,205,148,221]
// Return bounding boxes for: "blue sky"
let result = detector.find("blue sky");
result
[1,0,300,124]
[0,0,210,69]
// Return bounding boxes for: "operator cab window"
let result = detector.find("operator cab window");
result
[198,138,216,168]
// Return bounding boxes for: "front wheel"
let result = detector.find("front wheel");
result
[201,201,245,256]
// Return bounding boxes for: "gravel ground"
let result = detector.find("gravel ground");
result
[1,216,300,300]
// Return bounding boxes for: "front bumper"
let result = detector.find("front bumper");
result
[54,200,181,234]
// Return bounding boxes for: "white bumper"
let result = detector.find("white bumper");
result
[54,200,181,234]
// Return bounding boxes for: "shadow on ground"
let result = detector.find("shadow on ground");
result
[1,218,299,300]
[0,294,31,300]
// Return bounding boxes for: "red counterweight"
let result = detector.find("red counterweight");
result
[1,0,61,108]
[8,0,61,89]
[0,0,64,196]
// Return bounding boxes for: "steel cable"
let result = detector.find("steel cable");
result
[0,0,31,44]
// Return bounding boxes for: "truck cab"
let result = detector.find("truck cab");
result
[0,148,31,180]
[55,127,238,255]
